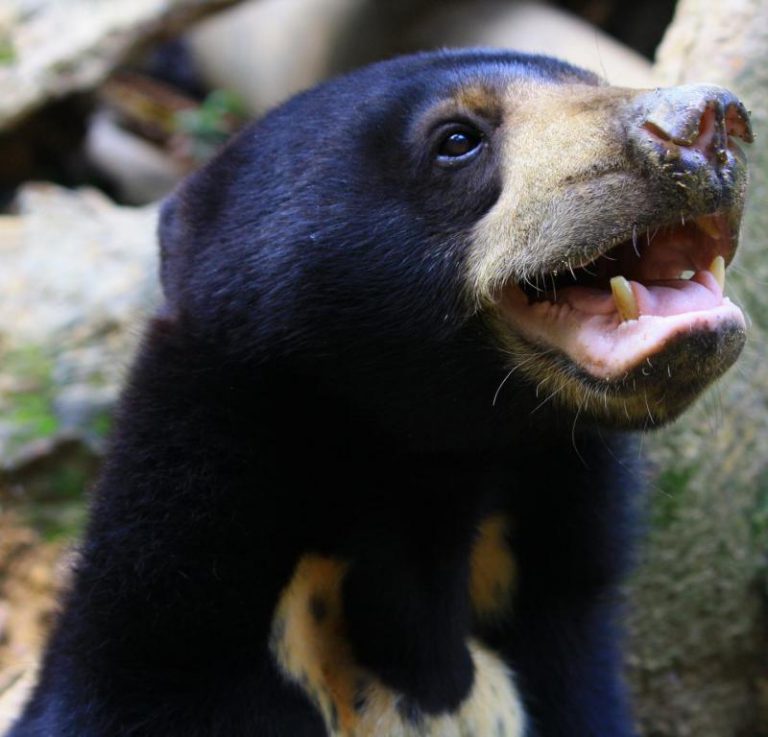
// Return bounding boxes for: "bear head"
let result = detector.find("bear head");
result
[158,50,751,448]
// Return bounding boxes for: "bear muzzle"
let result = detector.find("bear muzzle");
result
[473,81,752,426]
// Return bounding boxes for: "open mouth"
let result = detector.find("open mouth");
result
[498,212,746,380]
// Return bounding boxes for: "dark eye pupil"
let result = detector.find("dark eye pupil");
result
[439,131,480,157]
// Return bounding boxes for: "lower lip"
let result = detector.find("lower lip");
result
[499,287,745,380]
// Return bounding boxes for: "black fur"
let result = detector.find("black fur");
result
[9,51,641,737]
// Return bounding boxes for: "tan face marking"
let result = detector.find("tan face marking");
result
[469,514,516,622]
[454,85,503,122]
[461,80,711,423]
[270,554,526,736]
[468,80,639,304]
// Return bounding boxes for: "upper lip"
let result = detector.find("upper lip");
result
[518,211,736,300]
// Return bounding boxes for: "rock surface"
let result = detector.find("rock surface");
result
[0,184,160,733]
[0,0,243,131]
[0,184,160,473]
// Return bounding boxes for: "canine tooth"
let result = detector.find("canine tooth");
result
[709,255,725,290]
[697,217,722,239]
[610,276,639,321]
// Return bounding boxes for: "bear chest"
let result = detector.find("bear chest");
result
[269,515,524,737]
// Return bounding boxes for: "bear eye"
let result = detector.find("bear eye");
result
[435,126,484,164]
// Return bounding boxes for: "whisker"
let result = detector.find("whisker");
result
[491,349,554,405]
[524,276,543,294]
[531,380,567,414]
[571,400,588,468]
[492,368,517,407]
[643,390,655,425]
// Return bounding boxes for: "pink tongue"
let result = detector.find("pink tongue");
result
[632,271,722,316]
[560,270,723,317]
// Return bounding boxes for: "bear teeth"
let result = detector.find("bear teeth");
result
[709,255,725,290]
[610,276,639,322]
[609,257,726,323]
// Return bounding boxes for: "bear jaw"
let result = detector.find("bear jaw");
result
[460,80,751,428]
[484,211,747,428]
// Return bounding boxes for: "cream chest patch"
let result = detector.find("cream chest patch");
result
[269,550,525,737]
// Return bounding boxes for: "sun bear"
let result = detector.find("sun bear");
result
[7,50,751,737]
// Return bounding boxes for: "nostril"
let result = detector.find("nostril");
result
[694,104,718,154]
[641,101,721,152]
[637,86,753,168]
[640,120,671,143]
[683,102,729,163]
[635,85,752,158]
[725,102,754,143]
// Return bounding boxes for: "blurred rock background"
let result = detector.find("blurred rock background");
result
[0,1,765,735]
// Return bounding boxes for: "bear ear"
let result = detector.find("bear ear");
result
[157,193,186,313]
